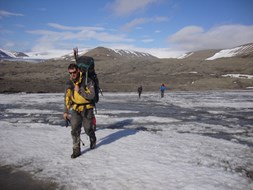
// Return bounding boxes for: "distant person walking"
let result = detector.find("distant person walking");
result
[160,84,166,98]
[138,85,143,98]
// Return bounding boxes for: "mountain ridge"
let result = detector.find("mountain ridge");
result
[1,42,253,61]
[0,42,252,93]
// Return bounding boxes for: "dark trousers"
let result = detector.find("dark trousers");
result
[70,108,95,149]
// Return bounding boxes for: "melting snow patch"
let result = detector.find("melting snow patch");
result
[222,74,253,79]
[177,52,193,59]
[206,46,242,60]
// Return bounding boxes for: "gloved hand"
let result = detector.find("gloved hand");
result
[65,118,71,127]
[63,112,71,127]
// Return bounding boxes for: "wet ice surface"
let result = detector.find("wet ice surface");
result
[0,91,252,190]
[98,91,253,146]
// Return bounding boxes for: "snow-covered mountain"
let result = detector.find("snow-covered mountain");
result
[179,43,253,60]
[0,49,48,63]
[0,48,16,59]
[25,49,74,60]
[54,46,158,62]
[0,49,29,60]
[1,42,253,61]
[206,43,253,60]
[83,46,158,60]
[12,51,28,58]
[0,47,157,61]
[63,43,253,60]
[56,48,90,61]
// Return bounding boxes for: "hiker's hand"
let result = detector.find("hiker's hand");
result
[74,84,79,92]
[63,112,69,120]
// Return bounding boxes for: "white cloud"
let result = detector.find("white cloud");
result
[26,24,135,53]
[48,23,104,31]
[24,22,253,59]
[143,48,184,58]
[28,24,134,43]
[168,24,253,51]
[142,38,154,43]
[122,18,147,31]
[25,21,184,59]
[122,16,168,31]
[3,41,15,49]
[0,10,23,19]
[27,29,60,36]
[15,24,25,28]
[108,0,160,16]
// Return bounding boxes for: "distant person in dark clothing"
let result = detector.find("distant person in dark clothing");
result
[138,85,143,98]
[160,84,166,98]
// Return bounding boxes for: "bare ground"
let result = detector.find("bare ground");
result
[0,56,252,93]
[0,165,59,190]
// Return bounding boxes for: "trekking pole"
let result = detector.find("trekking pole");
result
[85,70,88,86]
[73,47,78,62]
[65,118,71,128]
[80,138,85,146]
[99,88,103,96]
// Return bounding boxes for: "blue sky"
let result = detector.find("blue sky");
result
[0,0,253,58]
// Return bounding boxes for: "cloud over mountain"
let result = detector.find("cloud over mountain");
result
[169,25,253,51]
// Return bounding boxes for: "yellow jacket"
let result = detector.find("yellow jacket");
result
[64,72,95,112]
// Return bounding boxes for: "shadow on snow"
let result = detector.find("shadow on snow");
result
[82,119,139,154]
[96,119,138,148]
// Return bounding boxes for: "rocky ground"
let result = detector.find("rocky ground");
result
[0,55,252,93]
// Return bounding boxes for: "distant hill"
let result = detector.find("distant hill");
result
[0,42,252,93]
[177,49,220,60]
[175,43,253,60]
[0,49,29,60]
[12,51,28,58]
[58,43,253,61]
[84,46,158,61]
[56,46,159,62]
[0,49,15,59]
[206,43,253,60]
[1,42,253,61]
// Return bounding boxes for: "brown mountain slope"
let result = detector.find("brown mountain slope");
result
[182,49,219,60]
[0,46,252,93]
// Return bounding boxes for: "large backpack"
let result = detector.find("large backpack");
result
[73,48,100,103]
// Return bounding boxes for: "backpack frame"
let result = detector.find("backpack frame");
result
[74,48,100,103]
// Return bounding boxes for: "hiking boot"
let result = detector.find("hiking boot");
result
[71,148,81,159]
[90,136,96,149]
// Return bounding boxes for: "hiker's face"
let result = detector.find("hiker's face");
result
[69,68,79,80]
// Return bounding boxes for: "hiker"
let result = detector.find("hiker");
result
[160,84,166,98]
[138,85,143,98]
[63,63,97,159]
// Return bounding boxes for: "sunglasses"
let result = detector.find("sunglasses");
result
[69,70,77,75]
